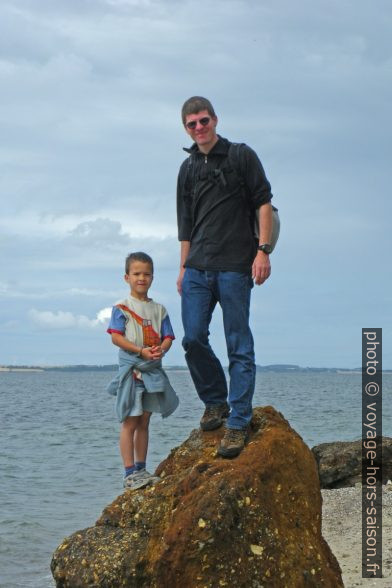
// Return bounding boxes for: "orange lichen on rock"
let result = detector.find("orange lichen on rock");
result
[51,406,343,587]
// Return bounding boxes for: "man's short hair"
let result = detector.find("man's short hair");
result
[125,252,154,274]
[181,96,216,125]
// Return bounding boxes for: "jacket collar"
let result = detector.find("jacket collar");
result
[183,135,230,156]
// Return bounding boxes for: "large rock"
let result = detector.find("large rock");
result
[312,436,392,489]
[51,406,343,587]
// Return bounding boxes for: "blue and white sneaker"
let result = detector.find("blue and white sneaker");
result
[123,469,160,490]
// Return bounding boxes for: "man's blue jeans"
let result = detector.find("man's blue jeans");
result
[181,268,255,430]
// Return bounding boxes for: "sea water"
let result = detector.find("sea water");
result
[0,370,391,588]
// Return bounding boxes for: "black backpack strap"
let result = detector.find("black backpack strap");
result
[187,151,228,192]
[227,142,251,211]
[228,142,245,180]
[182,151,198,197]
[228,142,278,212]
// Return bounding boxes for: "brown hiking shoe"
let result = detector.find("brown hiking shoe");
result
[200,403,230,431]
[217,428,248,458]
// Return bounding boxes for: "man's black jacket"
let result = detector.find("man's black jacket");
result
[177,136,273,274]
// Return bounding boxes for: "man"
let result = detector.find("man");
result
[176,96,273,458]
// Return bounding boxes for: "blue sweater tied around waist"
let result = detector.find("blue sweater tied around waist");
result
[107,349,179,422]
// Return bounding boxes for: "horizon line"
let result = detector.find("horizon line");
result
[1,363,391,372]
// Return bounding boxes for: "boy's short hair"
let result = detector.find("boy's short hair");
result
[125,252,154,274]
[181,96,216,125]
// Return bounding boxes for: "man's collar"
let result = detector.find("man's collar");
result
[183,135,230,156]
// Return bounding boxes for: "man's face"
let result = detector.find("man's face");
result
[184,109,218,150]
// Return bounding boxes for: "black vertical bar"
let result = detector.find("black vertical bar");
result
[362,328,382,578]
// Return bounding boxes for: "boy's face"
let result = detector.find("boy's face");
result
[125,260,153,300]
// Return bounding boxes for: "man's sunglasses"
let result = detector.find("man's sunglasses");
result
[185,116,211,130]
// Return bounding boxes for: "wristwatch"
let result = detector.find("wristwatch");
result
[258,243,272,254]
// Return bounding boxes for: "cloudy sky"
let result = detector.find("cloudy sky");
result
[1,0,391,368]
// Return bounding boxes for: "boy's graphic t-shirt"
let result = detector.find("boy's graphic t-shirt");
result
[107,296,175,347]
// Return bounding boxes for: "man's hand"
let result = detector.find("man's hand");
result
[177,241,190,295]
[176,267,186,295]
[252,251,271,285]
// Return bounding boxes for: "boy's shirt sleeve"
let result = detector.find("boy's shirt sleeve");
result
[107,306,126,335]
[161,313,175,341]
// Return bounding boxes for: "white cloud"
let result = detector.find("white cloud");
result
[66,288,119,298]
[28,307,112,330]
[0,282,121,300]
[97,307,112,323]
[65,216,176,245]
[67,218,129,247]
[0,209,177,241]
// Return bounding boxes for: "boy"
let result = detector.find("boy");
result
[107,251,178,490]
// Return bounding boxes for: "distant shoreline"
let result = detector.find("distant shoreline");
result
[0,367,45,373]
[1,364,391,374]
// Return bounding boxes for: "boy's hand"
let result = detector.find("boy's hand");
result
[140,347,156,361]
[141,346,163,360]
[150,345,164,359]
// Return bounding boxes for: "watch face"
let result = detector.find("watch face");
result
[259,244,272,254]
